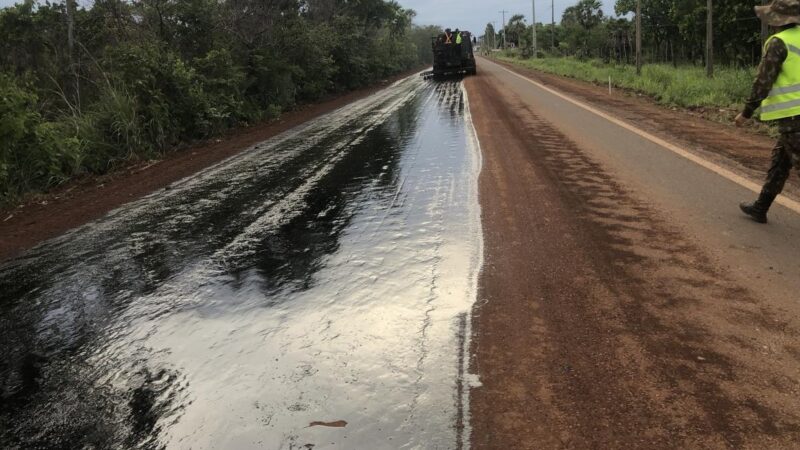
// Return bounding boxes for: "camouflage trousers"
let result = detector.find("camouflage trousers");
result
[762,132,800,197]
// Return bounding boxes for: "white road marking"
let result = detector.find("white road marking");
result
[484,58,800,216]
[460,81,484,450]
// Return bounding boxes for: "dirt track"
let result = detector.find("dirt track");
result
[466,58,800,448]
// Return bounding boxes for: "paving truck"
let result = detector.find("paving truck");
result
[430,29,477,78]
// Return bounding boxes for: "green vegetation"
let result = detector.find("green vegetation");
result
[497,54,754,109]
[0,0,440,206]
[484,0,762,67]
[483,0,762,111]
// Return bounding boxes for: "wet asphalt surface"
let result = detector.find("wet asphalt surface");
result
[0,76,482,449]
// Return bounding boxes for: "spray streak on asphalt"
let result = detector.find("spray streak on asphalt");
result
[0,77,483,449]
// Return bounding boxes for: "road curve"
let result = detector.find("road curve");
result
[467,56,800,449]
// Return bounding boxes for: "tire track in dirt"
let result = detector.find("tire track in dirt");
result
[466,68,800,449]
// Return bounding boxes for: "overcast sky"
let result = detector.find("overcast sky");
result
[398,0,618,34]
[0,0,619,33]
[0,0,94,8]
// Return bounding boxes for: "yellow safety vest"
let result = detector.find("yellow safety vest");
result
[456,33,462,45]
[760,26,800,121]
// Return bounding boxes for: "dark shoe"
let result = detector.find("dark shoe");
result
[740,202,768,223]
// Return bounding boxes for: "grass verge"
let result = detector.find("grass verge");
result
[495,54,754,110]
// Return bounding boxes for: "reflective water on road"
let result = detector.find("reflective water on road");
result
[0,77,483,449]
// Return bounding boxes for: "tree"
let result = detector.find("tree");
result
[482,0,762,66]
[615,0,760,66]
[506,14,527,47]
[0,0,435,205]
[484,22,496,51]
[563,0,604,30]
[561,0,604,58]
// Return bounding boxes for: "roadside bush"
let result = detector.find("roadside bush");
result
[0,0,437,207]
[0,75,80,202]
[72,83,148,172]
[329,15,373,91]
[274,20,336,102]
[104,44,211,148]
[192,49,247,129]
[242,48,299,120]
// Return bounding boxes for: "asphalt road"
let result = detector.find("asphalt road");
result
[467,56,800,448]
[479,56,800,300]
[0,77,483,449]
[4,57,800,449]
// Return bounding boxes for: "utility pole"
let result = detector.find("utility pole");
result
[551,0,555,51]
[66,0,79,109]
[635,0,642,75]
[706,0,713,78]
[500,10,508,49]
[532,0,537,58]
[66,0,74,56]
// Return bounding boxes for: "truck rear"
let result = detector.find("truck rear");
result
[431,30,477,78]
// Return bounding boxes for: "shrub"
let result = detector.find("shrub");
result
[0,0,436,207]
[192,49,247,129]
[72,83,149,172]
[0,75,80,201]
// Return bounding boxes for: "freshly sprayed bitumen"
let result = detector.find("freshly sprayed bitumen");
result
[0,77,483,449]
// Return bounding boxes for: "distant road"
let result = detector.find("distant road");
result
[467,55,800,448]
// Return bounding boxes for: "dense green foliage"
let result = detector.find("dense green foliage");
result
[485,0,763,67]
[497,54,753,108]
[0,0,439,205]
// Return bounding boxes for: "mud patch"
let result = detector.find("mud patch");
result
[308,421,347,428]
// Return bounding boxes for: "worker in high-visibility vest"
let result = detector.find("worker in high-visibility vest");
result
[737,0,800,223]
[444,29,453,44]
[455,30,463,45]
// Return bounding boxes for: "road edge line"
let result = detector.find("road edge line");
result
[458,80,485,450]
[486,58,800,216]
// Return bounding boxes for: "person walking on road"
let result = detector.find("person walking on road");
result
[737,0,800,223]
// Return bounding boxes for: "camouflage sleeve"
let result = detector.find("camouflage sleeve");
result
[743,38,788,119]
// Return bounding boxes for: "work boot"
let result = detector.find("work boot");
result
[739,191,777,224]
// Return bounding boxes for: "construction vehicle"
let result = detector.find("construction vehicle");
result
[429,29,477,78]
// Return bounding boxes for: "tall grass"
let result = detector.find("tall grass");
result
[497,55,754,109]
